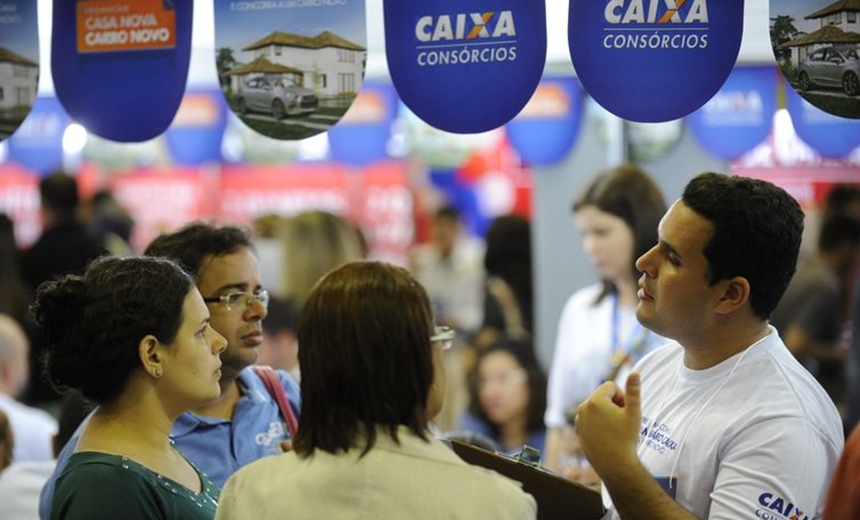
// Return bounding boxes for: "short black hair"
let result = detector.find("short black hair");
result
[818,213,860,251]
[574,164,667,303]
[484,215,533,332]
[435,204,461,221]
[682,173,804,321]
[467,336,547,438]
[261,295,300,335]
[144,222,253,280]
[824,184,860,217]
[31,256,194,404]
[39,172,79,218]
[294,261,434,457]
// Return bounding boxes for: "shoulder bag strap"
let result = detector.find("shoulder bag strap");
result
[253,365,299,438]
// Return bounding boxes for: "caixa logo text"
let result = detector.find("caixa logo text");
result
[756,492,809,520]
[415,11,516,42]
[605,0,709,24]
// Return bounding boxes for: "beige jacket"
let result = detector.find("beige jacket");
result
[216,426,537,520]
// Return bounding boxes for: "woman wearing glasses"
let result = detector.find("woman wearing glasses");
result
[33,256,226,520]
[216,260,536,520]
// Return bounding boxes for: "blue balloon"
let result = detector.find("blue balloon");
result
[51,0,193,142]
[569,0,745,122]
[385,0,546,133]
[6,96,70,176]
[785,81,860,158]
[506,76,583,165]
[687,66,777,159]
[328,81,398,167]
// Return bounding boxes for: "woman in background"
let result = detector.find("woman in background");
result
[543,164,668,482]
[460,337,547,457]
[216,260,536,520]
[33,256,226,520]
[475,215,533,349]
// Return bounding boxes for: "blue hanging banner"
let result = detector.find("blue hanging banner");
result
[384,0,546,134]
[213,0,367,141]
[51,0,193,142]
[687,66,777,160]
[505,76,583,165]
[0,0,40,143]
[6,96,70,175]
[569,0,745,122]
[785,80,860,158]
[163,89,229,166]
[328,81,398,167]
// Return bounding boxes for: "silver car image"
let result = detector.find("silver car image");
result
[797,45,860,97]
[236,76,319,119]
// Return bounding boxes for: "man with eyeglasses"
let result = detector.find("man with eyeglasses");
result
[40,223,301,519]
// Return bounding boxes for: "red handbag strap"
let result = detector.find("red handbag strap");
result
[253,365,299,438]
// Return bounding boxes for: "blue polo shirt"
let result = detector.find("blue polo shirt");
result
[39,367,301,519]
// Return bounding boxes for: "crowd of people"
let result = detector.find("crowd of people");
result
[0,168,859,519]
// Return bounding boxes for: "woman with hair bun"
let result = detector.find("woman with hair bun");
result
[32,256,227,520]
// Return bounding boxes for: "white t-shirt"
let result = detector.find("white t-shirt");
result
[545,284,667,429]
[0,461,56,520]
[602,328,844,520]
[0,394,57,463]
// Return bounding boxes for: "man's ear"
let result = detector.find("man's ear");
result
[714,276,750,315]
[138,335,164,379]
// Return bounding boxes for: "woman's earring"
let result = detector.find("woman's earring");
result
[154,366,163,378]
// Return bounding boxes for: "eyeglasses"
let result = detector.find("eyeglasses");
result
[202,290,269,312]
[430,326,455,351]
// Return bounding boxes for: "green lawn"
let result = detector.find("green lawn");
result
[237,105,349,140]
[796,90,860,119]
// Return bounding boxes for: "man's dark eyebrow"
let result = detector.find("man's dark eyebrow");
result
[659,239,681,259]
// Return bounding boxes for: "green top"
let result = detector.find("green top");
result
[51,451,220,520]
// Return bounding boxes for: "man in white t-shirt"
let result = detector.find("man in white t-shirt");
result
[575,173,844,520]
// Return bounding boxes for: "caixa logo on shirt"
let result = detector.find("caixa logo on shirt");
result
[756,492,809,520]
[255,421,287,447]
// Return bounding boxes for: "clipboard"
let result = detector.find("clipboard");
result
[451,441,606,520]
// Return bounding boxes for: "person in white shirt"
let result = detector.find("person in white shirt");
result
[0,314,57,463]
[575,172,844,520]
[0,391,94,520]
[544,164,668,482]
[410,205,485,337]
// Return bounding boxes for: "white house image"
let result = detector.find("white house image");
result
[234,30,366,98]
[0,47,38,116]
[808,0,860,33]
[779,0,860,64]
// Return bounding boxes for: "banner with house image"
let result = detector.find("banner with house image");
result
[0,0,39,142]
[214,0,366,141]
[772,0,860,119]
